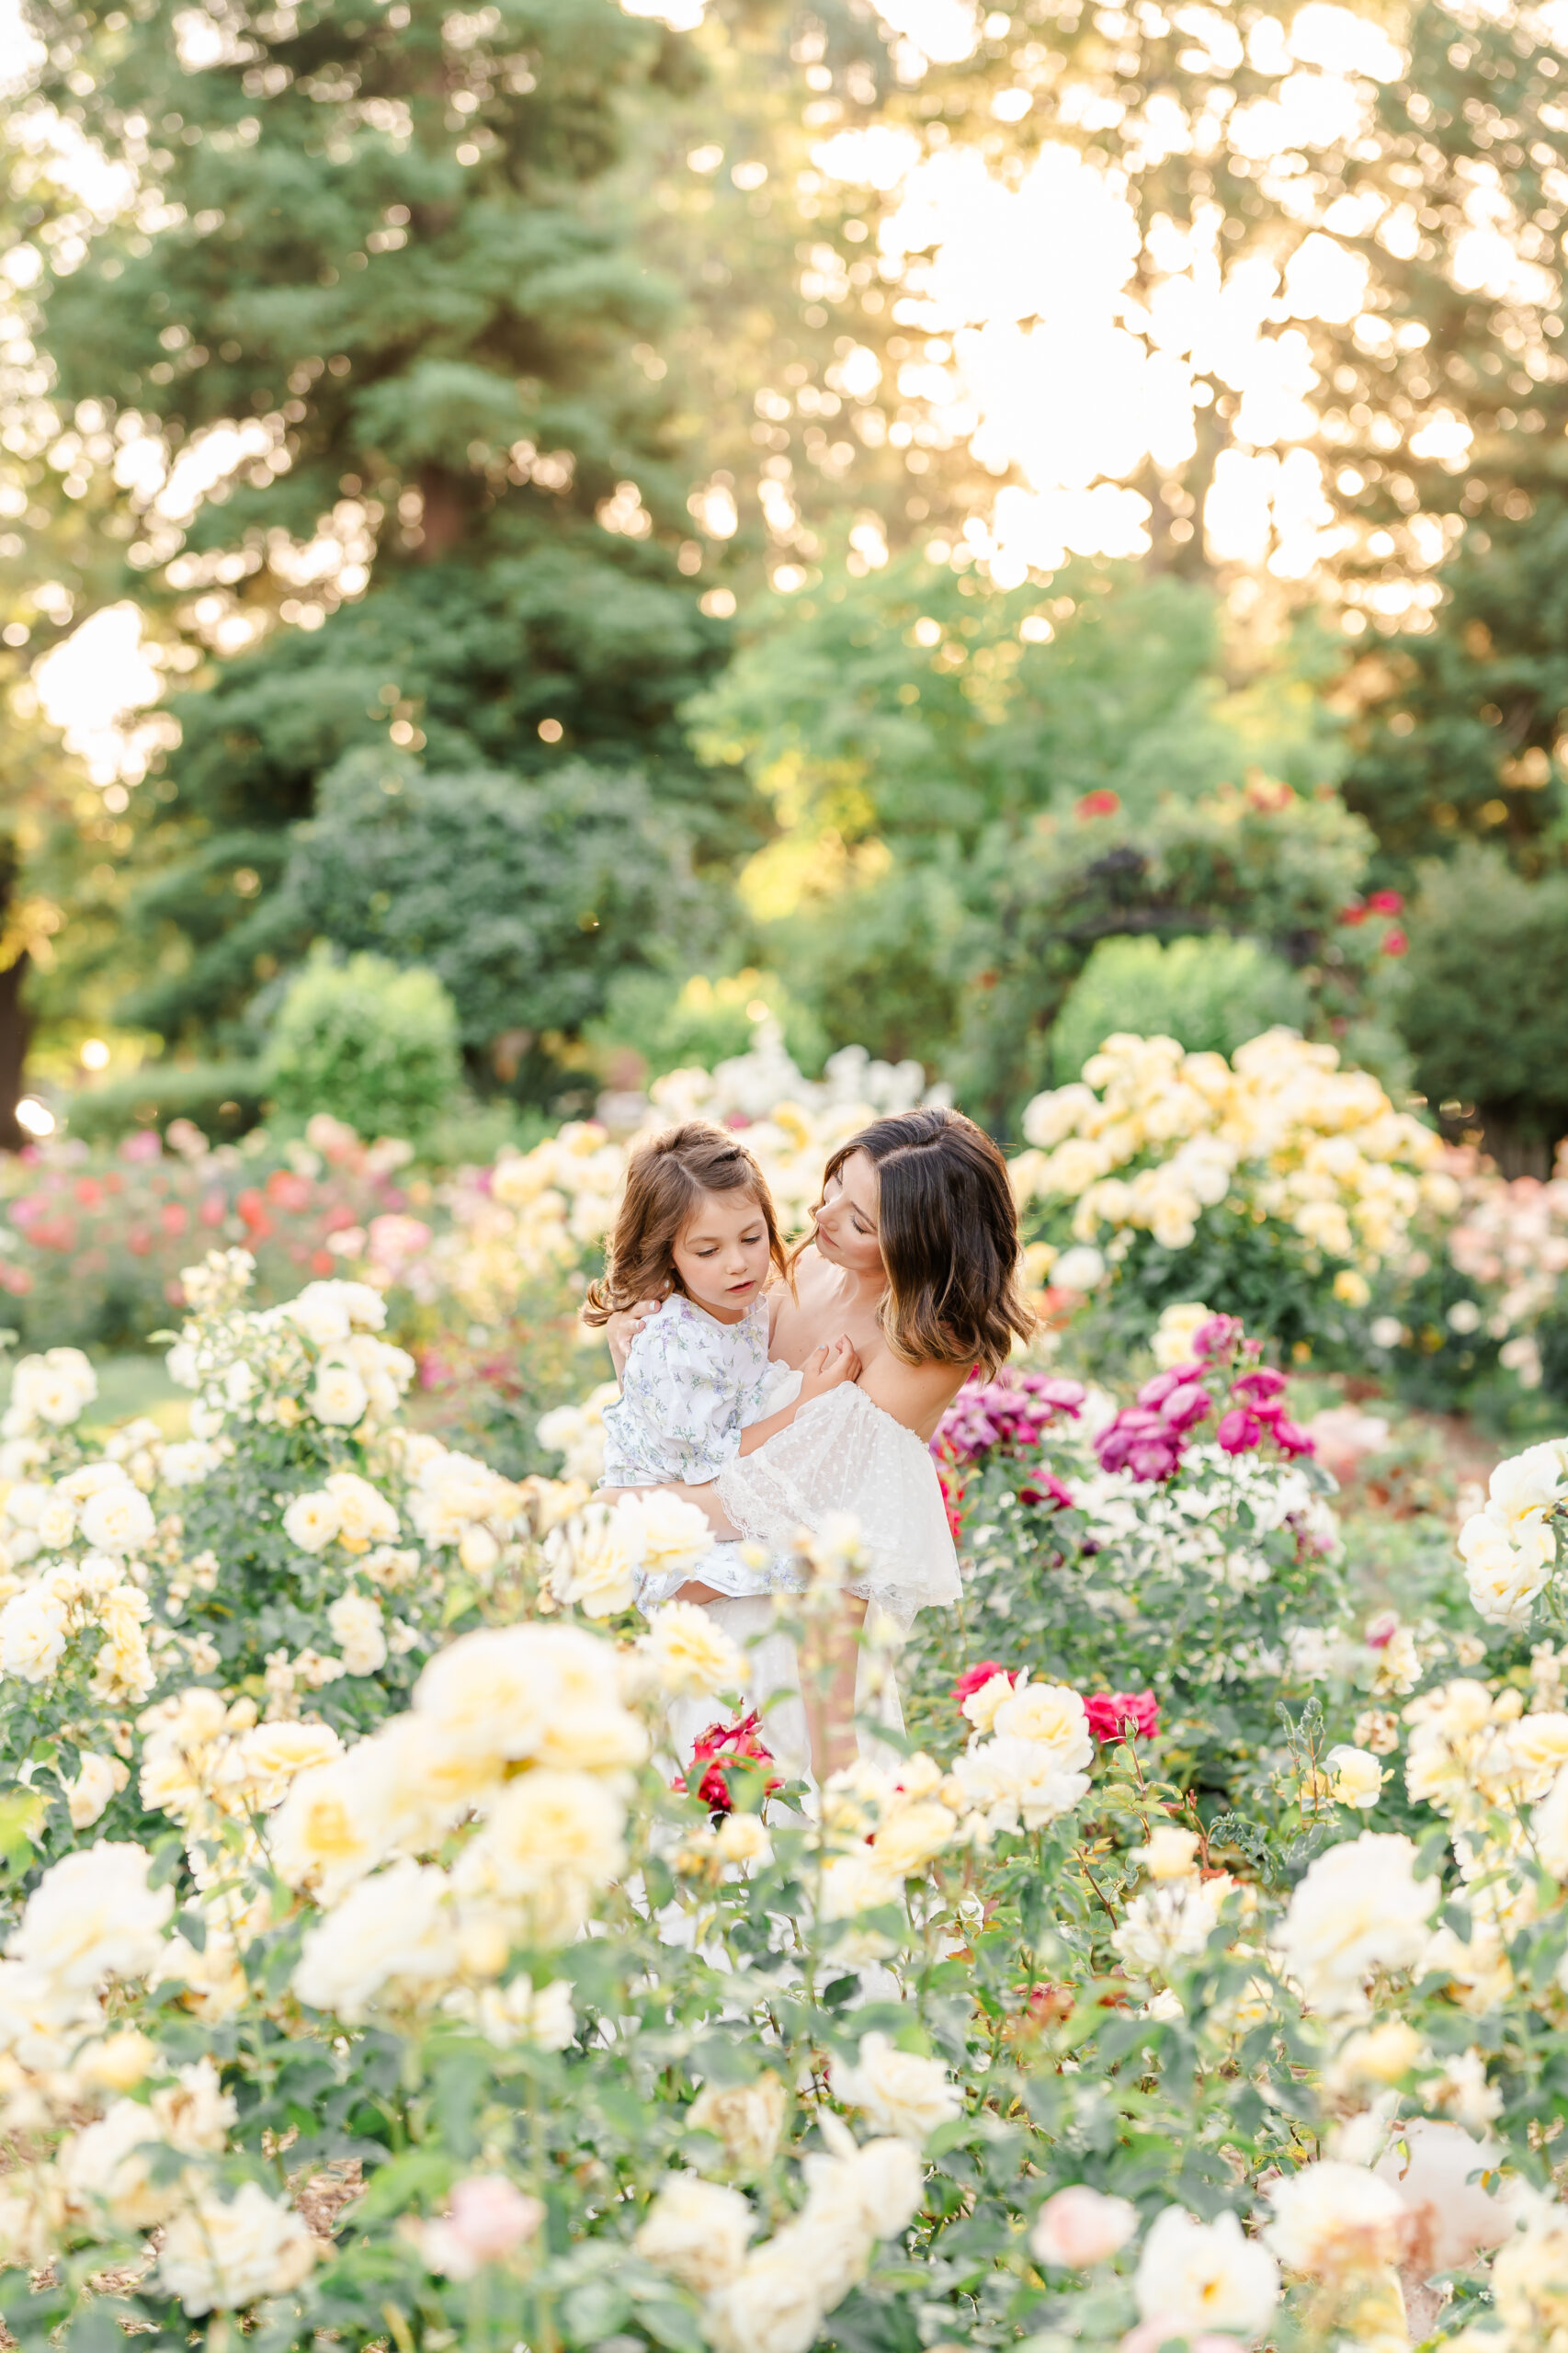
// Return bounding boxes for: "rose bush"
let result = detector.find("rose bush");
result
[13,1052,1568,2350]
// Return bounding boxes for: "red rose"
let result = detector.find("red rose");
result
[1083,1688,1159,1743]
[953,1661,1013,1709]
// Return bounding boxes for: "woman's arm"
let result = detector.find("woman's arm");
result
[603,1298,663,1382]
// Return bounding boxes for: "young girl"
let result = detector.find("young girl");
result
[583,1120,859,1611]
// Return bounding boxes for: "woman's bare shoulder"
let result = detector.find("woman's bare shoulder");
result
[857,1349,967,1437]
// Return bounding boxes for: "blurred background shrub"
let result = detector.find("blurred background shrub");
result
[262,952,461,1144]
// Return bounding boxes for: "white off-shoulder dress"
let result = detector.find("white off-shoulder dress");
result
[599,1293,960,1778]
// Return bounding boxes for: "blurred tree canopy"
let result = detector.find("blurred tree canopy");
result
[905,1,1568,588]
[692,554,1363,1112]
[1397,846,1568,1170]
[257,748,698,1099]
[1339,506,1568,876]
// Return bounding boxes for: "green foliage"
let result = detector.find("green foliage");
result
[15,0,745,1052]
[697,559,1351,1085]
[60,1063,267,1148]
[256,751,699,1101]
[1051,934,1311,1081]
[953,783,1375,1125]
[1341,506,1568,875]
[1396,846,1568,1152]
[263,951,460,1142]
[584,965,829,1085]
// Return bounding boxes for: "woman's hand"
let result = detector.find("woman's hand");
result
[605,1297,663,1381]
[797,1334,861,1404]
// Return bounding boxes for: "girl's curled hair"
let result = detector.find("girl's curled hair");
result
[583,1120,787,1324]
[814,1107,1033,1377]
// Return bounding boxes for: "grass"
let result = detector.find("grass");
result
[81,1353,189,1441]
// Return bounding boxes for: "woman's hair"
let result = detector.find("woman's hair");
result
[812,1107,1034,1376]
[583,1120,788,1324]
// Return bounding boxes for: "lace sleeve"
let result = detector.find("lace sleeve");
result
[712,1383,960,1633]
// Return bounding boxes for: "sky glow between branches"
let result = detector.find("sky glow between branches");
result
[0,0,1534,747]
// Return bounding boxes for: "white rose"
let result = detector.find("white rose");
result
[804,2134,924,2241]
[159,2181,315,2313]
[1133,2205,1280,2337]
[991,1680,1094,1772]
[1275,1831,1438,2014]
[66,1752,129,1830]
[160,1440,217,1489]
[640,1600,744,1698]
[619,1490,714,1582]
[267,1754,394,1903]
[78,1483,155,1557]
[9,1841,174,1991]
[1535,1760,1568,1879]
[1325,1745,1383,1811]
[960,1670,1017,1735]
[456,1768,626,1907]
[1134,1825,1202,1881]
[871,1800,957,1878]
[831,2033,960,2144]
[282,1491,342,1553]
[460,1973,575,2050]
[326,1590,387,1676]
[1264,2159,1409,2277]
[543,1501,642,1618]
[687,2072,787,2177]
[0,1587,70,1682]
[38,1494,77,1549]
[634,2175,755,2295]
[310,1363,369,1427]
[63,2097,184,2227]
[949,1736,1089,1834]
[282,1285,352,1346]
[292,1859,459,2022]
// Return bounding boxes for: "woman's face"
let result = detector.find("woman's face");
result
[813,1149,885,1276]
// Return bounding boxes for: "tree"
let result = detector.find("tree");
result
[7,0,746,1084]
[252,748,699,1100]
[1396,845,1568,1171]
[691,551,1353,1081]
[1338,505,1568,875]
[866,0,1568,599]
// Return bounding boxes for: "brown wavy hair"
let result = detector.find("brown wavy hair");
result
[583,1120,788,1325]
[810,1107,1034,1376]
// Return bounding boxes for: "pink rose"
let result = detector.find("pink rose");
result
[424,2177,544,2278]
[1030,2185,1137,2268]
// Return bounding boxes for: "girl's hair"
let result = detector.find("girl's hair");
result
[583,1120,788,1324]
[811,1107,1034,1377]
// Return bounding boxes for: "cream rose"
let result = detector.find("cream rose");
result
[832,2033,961,2144]
[634,2175,755,2295]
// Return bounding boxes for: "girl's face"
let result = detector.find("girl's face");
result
[813,1149,884,1277]
[671,1188,774,1323]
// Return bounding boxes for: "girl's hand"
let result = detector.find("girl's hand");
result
[798,1335,861,1403]
[606,1298,664,1380]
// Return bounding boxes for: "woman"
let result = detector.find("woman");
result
[604,1105,1032,1775]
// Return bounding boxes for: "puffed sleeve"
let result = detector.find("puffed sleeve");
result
[616,1304,746,1482]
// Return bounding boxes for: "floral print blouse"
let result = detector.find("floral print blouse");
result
[599,1291,774,1489]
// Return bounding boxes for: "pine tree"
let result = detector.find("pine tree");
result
[9,0,752,1083]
